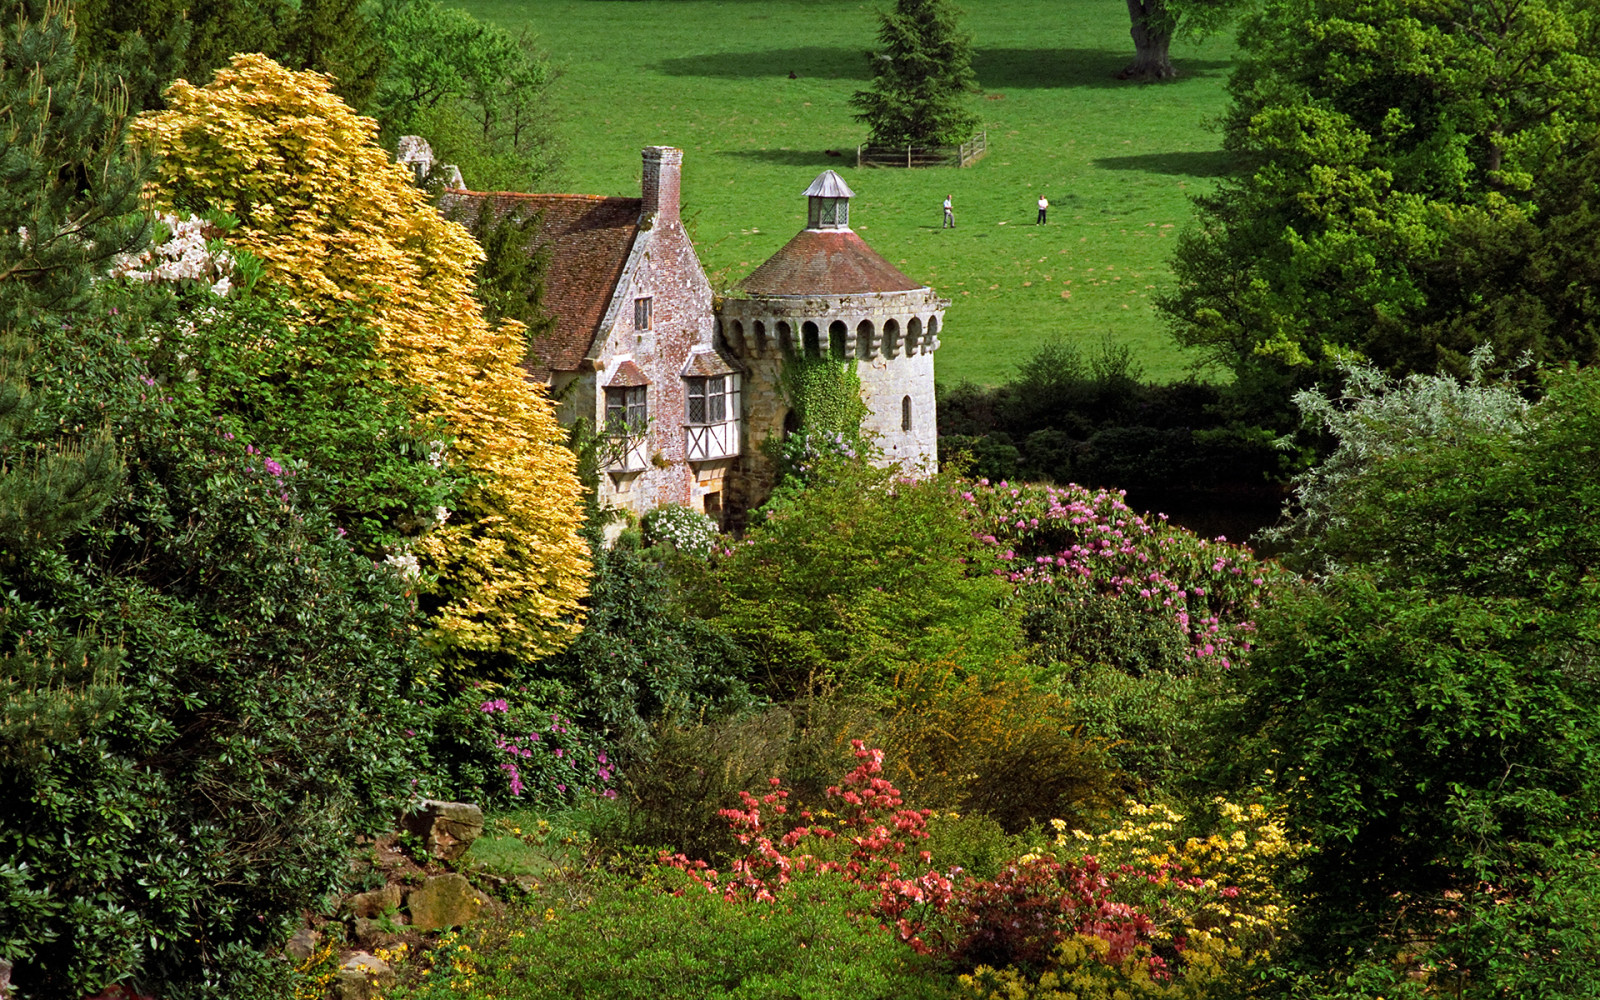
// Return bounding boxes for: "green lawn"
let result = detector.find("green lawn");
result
[452,0,1238,385]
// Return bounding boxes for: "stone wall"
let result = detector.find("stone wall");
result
[718,285,947,493]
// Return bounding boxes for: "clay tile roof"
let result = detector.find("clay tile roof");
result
[736,229,924,297]
[440,191,641,376]
[605,359,650,387]
[802,170,855,199]
[681,348,741,377]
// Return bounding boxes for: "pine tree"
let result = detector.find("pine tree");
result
[0,0,148,325]
[850,0,979,147]
[0,0,144,760]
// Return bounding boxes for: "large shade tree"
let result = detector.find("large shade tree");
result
[1225,365,1600,996]
[1162,0,1600,421]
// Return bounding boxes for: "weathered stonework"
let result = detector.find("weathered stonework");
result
[440,158,941,531]
[717,171,947,512]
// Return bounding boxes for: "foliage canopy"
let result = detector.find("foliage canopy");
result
[133,55,590,671]
[1164,0,1600,410]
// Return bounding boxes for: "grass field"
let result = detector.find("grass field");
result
[451,0,1239,385]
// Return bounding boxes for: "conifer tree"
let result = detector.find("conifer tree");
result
[0,0,148,325]
[0,0,143,760]
[279,0,386,112]
[850,0,979,147]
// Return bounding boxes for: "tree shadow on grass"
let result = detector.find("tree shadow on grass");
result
[655,46,1231,90]
[717,148,858,168]
[1092,149,1237,177]
[973,48,1231,89]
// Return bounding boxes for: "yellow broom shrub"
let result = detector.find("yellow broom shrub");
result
[133,54,588,664]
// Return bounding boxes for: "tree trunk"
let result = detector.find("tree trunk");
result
[1119,0,1178,80]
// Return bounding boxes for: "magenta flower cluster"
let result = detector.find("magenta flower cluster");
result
[479,701,616,801]
[961,479,1287,670]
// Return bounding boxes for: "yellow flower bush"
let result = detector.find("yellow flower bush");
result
[133,55,589,666]
[959,797,1303,1000]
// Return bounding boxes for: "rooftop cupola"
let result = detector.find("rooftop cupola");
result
[804,170,855,230]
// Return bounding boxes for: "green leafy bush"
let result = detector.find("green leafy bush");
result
[702,458,1017,699]
[530,542,750,744]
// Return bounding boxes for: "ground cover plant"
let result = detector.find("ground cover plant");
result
[451,0,1239,385]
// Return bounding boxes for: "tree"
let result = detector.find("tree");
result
[0,0,148,324]
[1116,0,1240,81]
[133,54,590,673]
[372,0,560,191]
[278,0,386,113]
[1162,0,1600,419]
[1224,366,1600,995]
[850,0,979,147]
[0,0,138,773]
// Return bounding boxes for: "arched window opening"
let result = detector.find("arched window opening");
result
[856,319,876,359]
[926,316,939,351]
[906,316,923,353]
[783,408,801,438]
[777,321,794,356]
[883,318,901,358]
[753,320,768,353]
[901,395,913,431]
[802,321,821,358]
[828,320,847,359]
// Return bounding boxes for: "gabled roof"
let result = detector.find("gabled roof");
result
[440,191,642,376]
[736,229,923,297]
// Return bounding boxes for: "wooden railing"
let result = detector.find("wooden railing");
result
[856,131,987,169]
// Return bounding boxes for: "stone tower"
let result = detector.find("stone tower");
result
[718,170,948,506]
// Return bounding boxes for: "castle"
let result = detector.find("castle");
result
[443,147,947,528]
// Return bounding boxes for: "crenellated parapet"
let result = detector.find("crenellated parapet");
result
[718,287,946,362]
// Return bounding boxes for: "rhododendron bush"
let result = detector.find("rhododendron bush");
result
[963,480,1289,676]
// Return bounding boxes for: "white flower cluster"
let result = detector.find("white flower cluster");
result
[384,550,422,580]
[641,504,720,558]
[109,213,235,296]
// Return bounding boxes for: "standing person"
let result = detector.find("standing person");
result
[1037,194,1048,225]
[943,194,955,228]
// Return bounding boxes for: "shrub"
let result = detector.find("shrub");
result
[965,480,1289,677]
[530,542,750,745]
[619,699,882,861]
[640,503,719,558]
[421,686,614,807]
[0,295,427,999]
[704,458,1016,699]
[887,659,1115,833]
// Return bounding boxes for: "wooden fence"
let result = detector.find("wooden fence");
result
[856,131,987,168]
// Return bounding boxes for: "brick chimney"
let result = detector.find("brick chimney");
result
[640,146,682,223]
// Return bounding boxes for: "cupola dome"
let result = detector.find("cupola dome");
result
[803,170,855,230]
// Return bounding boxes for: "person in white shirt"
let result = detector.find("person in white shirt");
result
[1037,195,1048,225]
[943,195,955,228]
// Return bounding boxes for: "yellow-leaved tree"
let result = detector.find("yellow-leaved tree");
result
[133,53,589,667]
